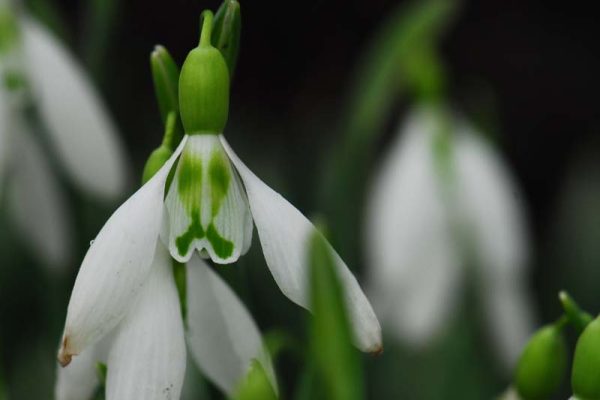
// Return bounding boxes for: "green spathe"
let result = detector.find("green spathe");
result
[515,324,567,400]
[0,5,19,55]
[179,10,230,135]
[572,316,600,399]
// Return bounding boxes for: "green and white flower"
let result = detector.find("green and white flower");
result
[365,106,534,370]
[56,11,380,399]
[0,0,127,266]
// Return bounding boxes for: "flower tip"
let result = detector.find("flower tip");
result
[57,336,74,367]
[369,344,384,356]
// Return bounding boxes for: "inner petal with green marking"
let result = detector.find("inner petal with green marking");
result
[164,134,253,264]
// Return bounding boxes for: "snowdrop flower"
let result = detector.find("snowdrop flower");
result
[0,1,127,266]
[56,10,380,398]
[366,106,534,369]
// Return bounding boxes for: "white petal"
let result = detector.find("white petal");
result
[21,18,128,200]
[453,126,534,368]
[481,277,535,371]
[221,136,382,353]
[453,127,530,280]
[55,337,110,400]
[58,137,186,365]
[365,108,462,346]
[106,244,186,400]
[164,134,252,264]
[186,255,277,396]
[7,116,72,268]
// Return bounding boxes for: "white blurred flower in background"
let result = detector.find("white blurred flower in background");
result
[0,1,128,268]
[365,106,535,370]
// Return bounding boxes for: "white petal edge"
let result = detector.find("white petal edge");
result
[58,137,187,365]
[186,255,277,396]
[221,136,382,353]
[453,126,530,281]
[481,277,536,372]
[8,116,72,268]
[21,17,129,200]
[106,244,186,400]
[364,108,462,347]
[55,336,110,400]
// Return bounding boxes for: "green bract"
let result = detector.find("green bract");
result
[515,325,567,400]
[151,45,180,124]
[0,5,19,55]
[572,316,600,399]
[233,359,278,400]
[179,10,230,135]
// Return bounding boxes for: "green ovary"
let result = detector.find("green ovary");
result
[175,147,235,259]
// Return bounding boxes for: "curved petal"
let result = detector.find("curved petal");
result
[106,244,186,400]
[221,136,382,353]
[186,255,277,396]
[58,137,186,366]
[364,108,461,347]
[453,127,530,281]
[8,116,72,268]
[55,336,110,400]
[453,126,534,368]
[481,278,535,371]
[21,17,128,200]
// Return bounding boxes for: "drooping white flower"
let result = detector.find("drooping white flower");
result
[0,3,128,267]
[366,106,534,370]
[57,11,380,398]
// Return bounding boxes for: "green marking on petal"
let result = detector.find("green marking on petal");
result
[176,209,206,257]
[177,150,203,214]
[207,223,234,259]
[208,148,231,216]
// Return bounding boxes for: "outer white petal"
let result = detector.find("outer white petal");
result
[58,137,187,366]
[106,244,186,400]
[453,127,529,280]
[186,255,277,396]
[7,116,72,268]
[55,337,110,400]
[481,277,535,371]
[365,108,462,347]
[221,136,382,353]
[21,18,128,200]
[453,126,534,368]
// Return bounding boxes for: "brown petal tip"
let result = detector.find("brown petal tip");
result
[369,344,384,356]
[57,336,73,367]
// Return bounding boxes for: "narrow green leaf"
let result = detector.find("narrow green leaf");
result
[213,0,241,78]
[151,45,180,124]
[307,230,363,400]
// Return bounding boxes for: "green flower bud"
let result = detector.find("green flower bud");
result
[142,145,173,185]
[151,45,180,124]
[572,316,600,399]
[515,324,567,400]
[179,10,230,135]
